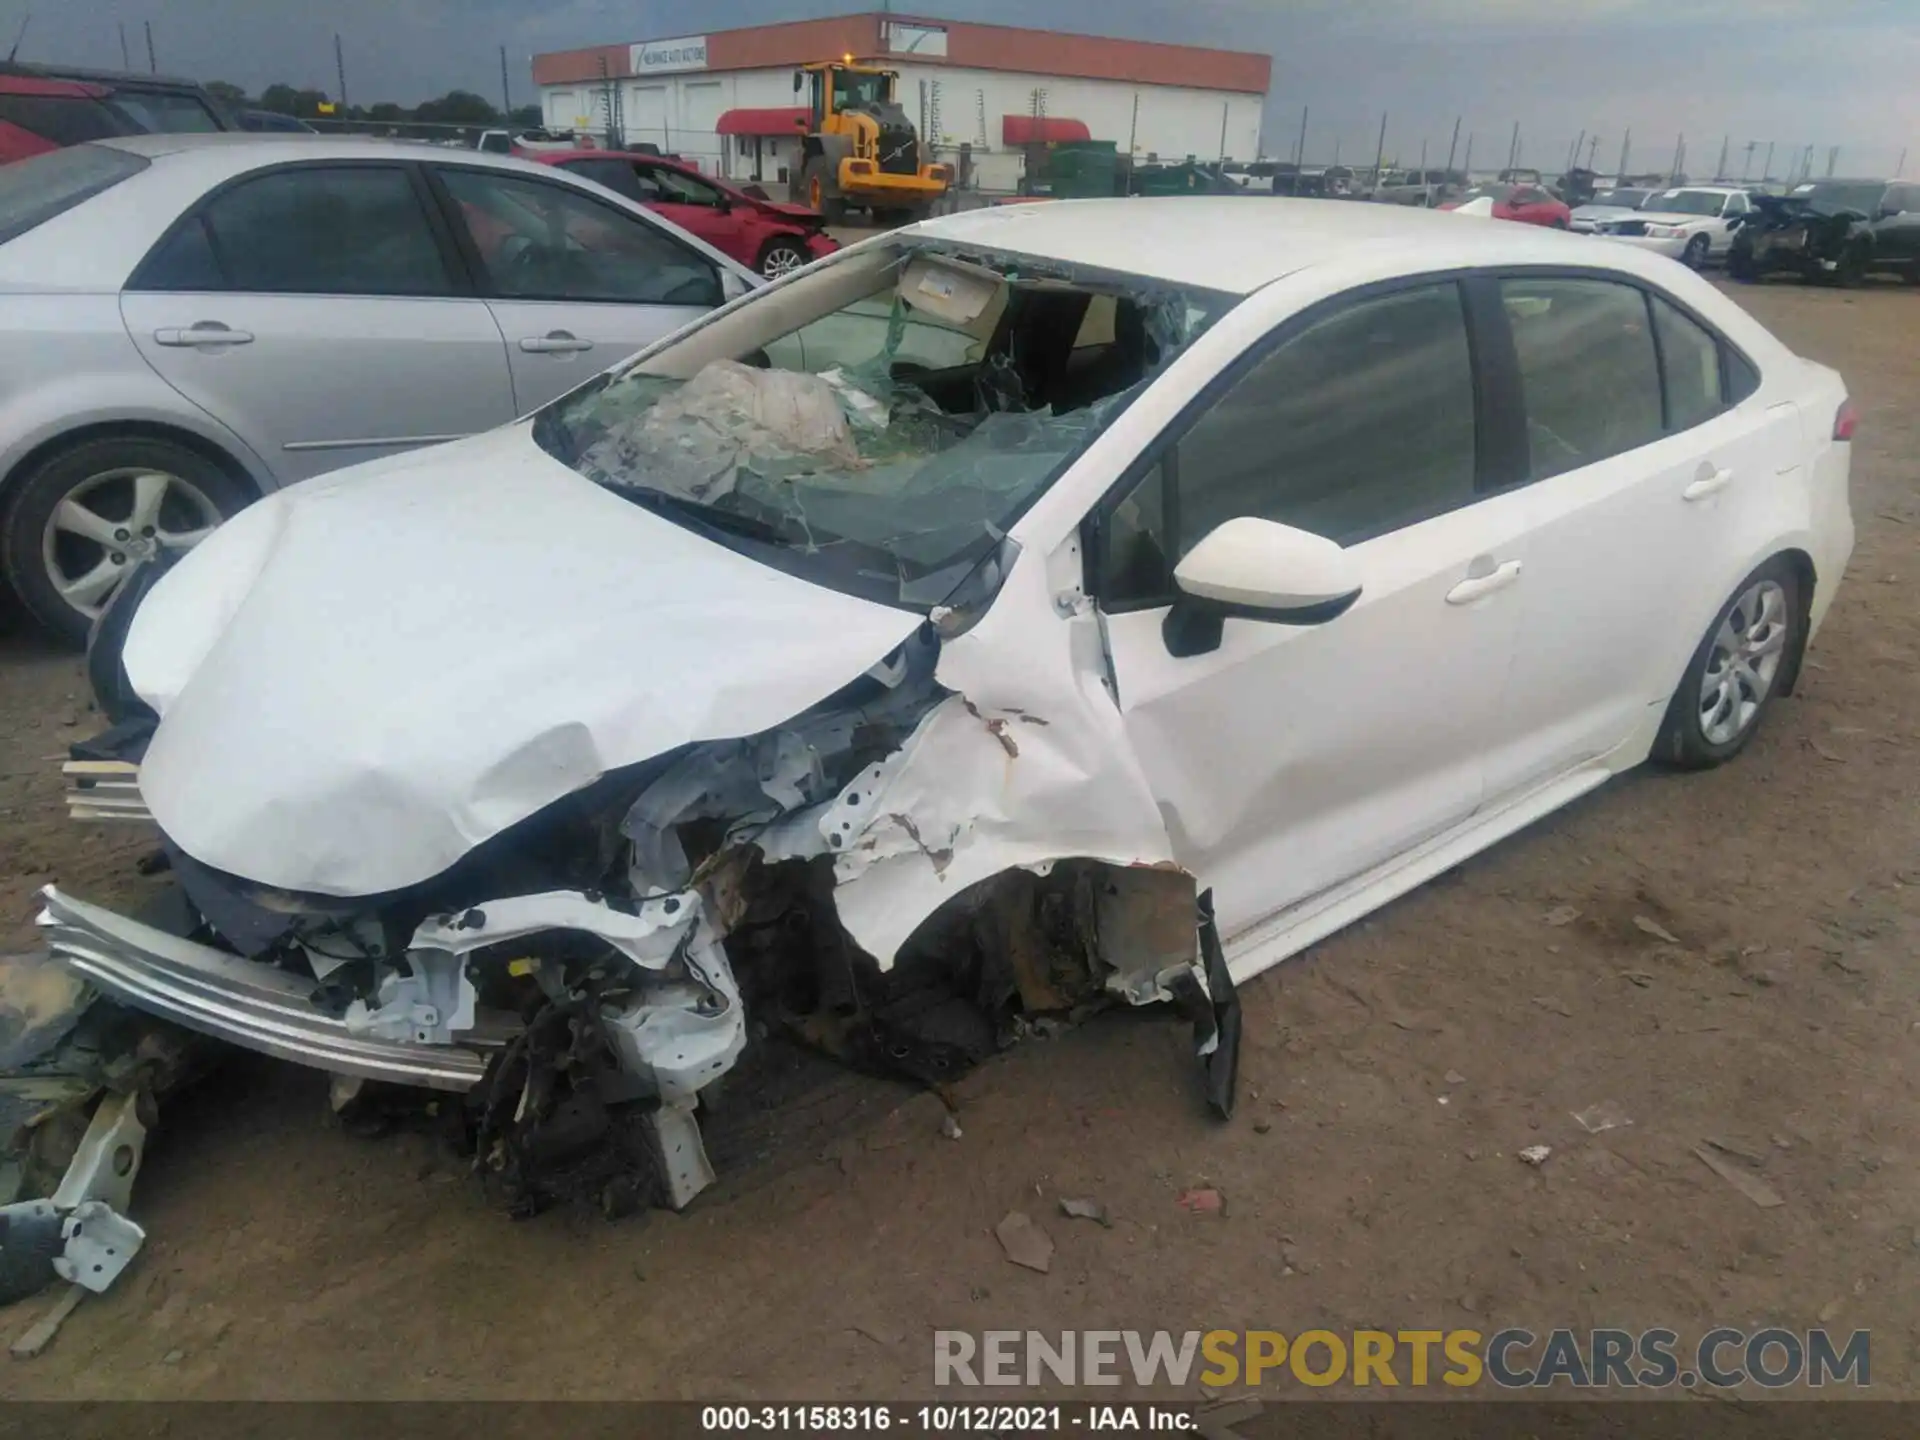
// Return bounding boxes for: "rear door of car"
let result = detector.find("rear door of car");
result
[1484,271,1798,801]
[422,162,727,413]
[121,160,518,483]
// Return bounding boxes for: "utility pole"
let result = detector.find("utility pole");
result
[1217,101,1228,163]
[1443,115,1461,178]
[117,21,129,69]
[1617,128,1630,179]
[1826,145,1839,177]
[1762,140,1774,180]
[143,19,156,73]
[1670,133,1684,182]
[1741,140,1756,180]
[1372,111,1388,185]
[500,45,512,116]
[1293,104,1307,168]
[1899,147,1909,177]
[1715,134,1729,181]
[1333,136,1341,167]
[1586,134,1600,170]
[1128,93,1139,158]
[1506,120,1520,173]
[334,34,347,110]
[1565,128,1584,178]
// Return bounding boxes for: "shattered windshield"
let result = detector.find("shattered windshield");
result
[532,241,1231,610]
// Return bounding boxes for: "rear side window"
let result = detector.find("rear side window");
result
[0,143,148,244]
[0,93,128,146]
[561,157,643,202]
[1504,278,1662,480]
[192,166,452,296]
[103,92,223,134]
[1650,297,1724,431]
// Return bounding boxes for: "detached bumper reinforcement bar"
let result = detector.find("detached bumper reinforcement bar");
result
[37,885,488,1092]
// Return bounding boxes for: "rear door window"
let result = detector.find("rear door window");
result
[1649,296,1725,431]
[560,157,643,203]
[195,166,453,296]
[1503,278,1662,480]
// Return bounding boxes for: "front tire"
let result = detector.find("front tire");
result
[1682,233,1710,269]
[1653,558,1802,770]
[0,435,250,647]
[1727,245,1758,282]
[757,238,809,278]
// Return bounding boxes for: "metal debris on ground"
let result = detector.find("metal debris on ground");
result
[1632,915,1682,944]
[994,1211,1054,1272]
[1176,1186,1225,1215]
[1058,1197,1110,1227]
[1571,1101,1633,1134]
[1444,1070,1467,1086]
[1692,1145,1785,1208]
[1518,1145,1552,1167]
[1543,905,1581,927]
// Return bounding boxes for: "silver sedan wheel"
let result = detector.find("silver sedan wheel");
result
[40,466,222,621]
[1698,579,1788,746]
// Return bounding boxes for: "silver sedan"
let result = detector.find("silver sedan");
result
[0,133,756,643]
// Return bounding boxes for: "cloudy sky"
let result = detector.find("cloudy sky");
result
[16,0,1918,175]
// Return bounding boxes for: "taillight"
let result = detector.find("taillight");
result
[1833,399,1858,441]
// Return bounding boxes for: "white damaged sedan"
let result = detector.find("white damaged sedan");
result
[39,198,1854,1214]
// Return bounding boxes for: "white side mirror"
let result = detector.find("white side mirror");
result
[1165,516,1362,656]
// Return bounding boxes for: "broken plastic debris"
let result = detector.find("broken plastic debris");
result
[1176,1187,1225,1215]
[1543,905,1581,927]
[994,1211,1054,1272]
[1571,1101,1633,1134]
[1444,1069,1467,1086]
[1058,1197,1111,1227]
[1518,1145,1553,1167]
[1632,915,1682,945]
[940,1112,963,1141]
[1692,1146,1784,1207]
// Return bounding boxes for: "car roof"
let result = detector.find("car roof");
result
[910,197,1606,294]
[96,131,590,178]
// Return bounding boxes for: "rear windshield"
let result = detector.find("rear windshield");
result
[104,90,224,134]
[0,92,130,146]
[0,143,148,245]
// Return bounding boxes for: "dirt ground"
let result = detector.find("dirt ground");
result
[2,279,1918,1402]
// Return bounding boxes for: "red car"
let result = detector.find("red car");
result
[532,150,838,278]
[0,68,235,163]
[1440,183,1572,228]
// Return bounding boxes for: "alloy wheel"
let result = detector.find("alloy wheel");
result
[1697,579,1788,746]
[761,244,806,278]
[1684,234,1710,269]
[40,466,222,621]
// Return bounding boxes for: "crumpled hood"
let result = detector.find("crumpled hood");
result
[126,425,923,898]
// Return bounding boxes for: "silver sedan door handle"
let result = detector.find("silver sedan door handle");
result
[153,322,254,347]
[1683,465,1734,501]
[519,330,595,354]
[1445,559,1523,605]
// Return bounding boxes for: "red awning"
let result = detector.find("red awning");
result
[715,107,809,137]
[1002,115,1092,146]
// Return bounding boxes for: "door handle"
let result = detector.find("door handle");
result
[1683,465,1733,501]
[153,322,253,347]
[1445,559,1523,605]
[519,330,594,354]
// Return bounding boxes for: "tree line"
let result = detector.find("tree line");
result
[206,80,541,130]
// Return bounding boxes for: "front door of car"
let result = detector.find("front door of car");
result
[427,164,726,413]
[121,162,518,483]
[1487,275,1798,798]
[1089,280,1534,943]
[632,163,752,262]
